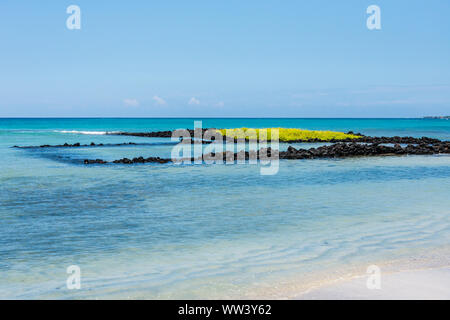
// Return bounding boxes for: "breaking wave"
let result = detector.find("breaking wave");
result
[54,130,120,135]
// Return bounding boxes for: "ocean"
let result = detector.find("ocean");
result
[0,118,449,299]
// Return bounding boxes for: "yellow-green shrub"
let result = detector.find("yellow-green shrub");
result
[216,128,361,142]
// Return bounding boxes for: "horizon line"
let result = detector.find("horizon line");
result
[0,116,441,120]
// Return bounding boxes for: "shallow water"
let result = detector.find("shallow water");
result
[0,118,449,299]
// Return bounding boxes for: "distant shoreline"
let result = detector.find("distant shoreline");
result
[423,116,450,119]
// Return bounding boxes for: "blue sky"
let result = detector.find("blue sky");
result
[0,0,449,117]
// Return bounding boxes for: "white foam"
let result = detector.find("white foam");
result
[55,130,119,135]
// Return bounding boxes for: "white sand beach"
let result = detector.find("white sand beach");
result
[296,267,450,300]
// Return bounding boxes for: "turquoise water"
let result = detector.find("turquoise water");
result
[0,118,449,299]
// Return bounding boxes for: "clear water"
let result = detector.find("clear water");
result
[0,118,449,299]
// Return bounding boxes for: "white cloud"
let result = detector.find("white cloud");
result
[152,95,167,105]
[188,97,200,105]
[215,101,225,107]
[292,92,329,99]
[123,98,140,107]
